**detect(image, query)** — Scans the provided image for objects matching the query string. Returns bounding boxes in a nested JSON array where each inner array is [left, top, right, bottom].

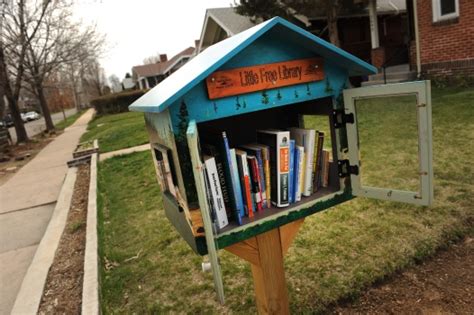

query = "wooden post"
[[225, 219, 304, 314]]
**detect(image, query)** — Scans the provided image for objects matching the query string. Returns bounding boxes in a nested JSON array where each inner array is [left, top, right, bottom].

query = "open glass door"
[[343, 81, 433, 206], [186, 120, 225, 304]]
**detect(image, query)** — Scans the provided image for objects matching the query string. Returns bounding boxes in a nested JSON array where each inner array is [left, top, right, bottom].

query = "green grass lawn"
[[54, 110, 86, 130], [80, 111, 148, 153], [98, 87, 473, 313]]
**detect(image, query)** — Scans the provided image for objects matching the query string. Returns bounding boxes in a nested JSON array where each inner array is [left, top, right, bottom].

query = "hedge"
[[90, 89, 147, 115]]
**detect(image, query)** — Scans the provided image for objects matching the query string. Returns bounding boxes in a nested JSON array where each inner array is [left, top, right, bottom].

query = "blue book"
[[288, 140, 295, 204], [222, 132, 243, 225], [293, 145, 301, 202], [231, 149, 246, 218]]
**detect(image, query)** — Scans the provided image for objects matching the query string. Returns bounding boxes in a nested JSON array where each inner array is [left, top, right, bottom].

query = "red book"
[[247, 155, 263, 212], [235, 150, 254, 218]]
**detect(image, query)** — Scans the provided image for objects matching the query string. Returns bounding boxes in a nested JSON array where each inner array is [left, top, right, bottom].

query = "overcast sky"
[[73, 0, 236, 80]]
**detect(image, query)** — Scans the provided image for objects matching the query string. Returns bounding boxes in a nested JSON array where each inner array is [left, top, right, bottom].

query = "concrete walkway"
[[99, 143, 150, 161], [0, 109, 94, 315]]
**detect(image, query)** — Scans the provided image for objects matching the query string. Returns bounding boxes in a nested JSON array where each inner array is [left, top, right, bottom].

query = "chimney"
[[194, 40, 200, 49], [159, 54, 168, 62]]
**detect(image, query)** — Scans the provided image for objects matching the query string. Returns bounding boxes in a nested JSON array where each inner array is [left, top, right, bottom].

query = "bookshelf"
[[129, 16, 432, 314]]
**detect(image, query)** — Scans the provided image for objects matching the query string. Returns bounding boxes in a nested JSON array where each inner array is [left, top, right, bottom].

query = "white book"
[[204, 156, 229, 229], [289, 128, 316, 196], [295, 146, 305, 202], [256, 129, 290, 207]]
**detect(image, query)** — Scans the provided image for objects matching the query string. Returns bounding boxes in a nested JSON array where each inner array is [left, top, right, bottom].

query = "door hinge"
[[337, 159, 359, 178], [332, 109, 354, 128]]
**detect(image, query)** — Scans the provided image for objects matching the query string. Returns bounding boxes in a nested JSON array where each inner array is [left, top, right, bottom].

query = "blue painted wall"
[[169, 30, 349, 133]]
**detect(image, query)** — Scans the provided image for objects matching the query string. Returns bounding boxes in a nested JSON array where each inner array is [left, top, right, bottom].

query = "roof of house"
[[132, 47, 195, 78], [206, 7, 255, 36], [129, 17, 376, 114]]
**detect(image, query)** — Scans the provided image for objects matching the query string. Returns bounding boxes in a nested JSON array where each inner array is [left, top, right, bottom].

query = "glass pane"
[[355, 94, 420, 192], [440, 0, 456, 15], [303, 115, 332, 150]]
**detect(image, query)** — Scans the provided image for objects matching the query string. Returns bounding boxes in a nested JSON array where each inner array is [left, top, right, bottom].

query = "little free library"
[[130, 17, 433, 313]]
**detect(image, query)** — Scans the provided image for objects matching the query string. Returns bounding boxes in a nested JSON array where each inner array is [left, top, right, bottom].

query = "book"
[[289, 128, 316, 196], [222, 132, 243, 225], [256, 129, 290, 207], [230, 148, 245, 221], [288, 140, 295, 204], [247, 155, 264, 212], [294, 145, 304, 202], [322, 150, 331, 188], [313, 131, 325, 192], [239, 144, 268, 208], [235, 149, 255, 218], [297, 146, 306, 201], [203, 156, 229, 229], [252, 144, 271, 208], [201, 144, 232, 218]]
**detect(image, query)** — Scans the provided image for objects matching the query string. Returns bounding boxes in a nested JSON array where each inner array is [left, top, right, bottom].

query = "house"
[[132, 47, 195, 90], [199, 1, 472, 83], [197, 7, 255, 54], [198, 2, 408, 68], [408, 0, 474, 79]]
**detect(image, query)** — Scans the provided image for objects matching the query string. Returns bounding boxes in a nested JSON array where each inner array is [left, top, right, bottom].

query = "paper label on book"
[[280, 147, 289, 172]]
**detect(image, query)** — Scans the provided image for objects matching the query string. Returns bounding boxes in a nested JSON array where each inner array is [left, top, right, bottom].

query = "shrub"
[[90, 89, 148, 115]]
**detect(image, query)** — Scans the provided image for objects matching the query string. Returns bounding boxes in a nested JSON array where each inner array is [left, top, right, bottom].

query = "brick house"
[[408, 0, 474, 79]]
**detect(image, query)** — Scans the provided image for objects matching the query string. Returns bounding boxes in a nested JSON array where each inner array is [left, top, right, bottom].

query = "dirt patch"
[[332, 237, 474, 314], [38, 164, 90, 314], [0, 132, 59, 186]]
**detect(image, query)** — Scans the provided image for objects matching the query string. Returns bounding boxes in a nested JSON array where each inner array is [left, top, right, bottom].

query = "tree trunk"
[[35, 80, 55, 132], [327, 0, 340, 47], [0, 46, 28, 142], [0, 78, 5, 118]]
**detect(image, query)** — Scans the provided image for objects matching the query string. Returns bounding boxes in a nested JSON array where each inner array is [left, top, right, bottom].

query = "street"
[[8, 108, 78, 143]]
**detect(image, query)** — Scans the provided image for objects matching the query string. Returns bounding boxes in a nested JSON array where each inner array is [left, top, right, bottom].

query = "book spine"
[[288, 140, 295, 204], [322, 150, 330, 188], [303, 131, 315, 196], [230, 149, 245, 219], [256, 152, 267, 208], [215, 158, 232, 218], [293, 145, 300, 202], [248, 157, 263, 212], [313, 132, 324, 192], [237, 152, 254, 218], [264, 155, 271, 208], [298, 148, 305, 201], [205, 158, 229, 229], [277, 132, 290, 207], [222, 132, 243, 225]]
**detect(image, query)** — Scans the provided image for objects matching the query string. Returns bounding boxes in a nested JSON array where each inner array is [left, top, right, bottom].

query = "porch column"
[[368, 0, 385, 68], [368, 0, 379, 49]]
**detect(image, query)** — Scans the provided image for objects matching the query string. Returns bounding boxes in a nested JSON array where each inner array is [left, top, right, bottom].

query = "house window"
[[432, 0, 459, 22]]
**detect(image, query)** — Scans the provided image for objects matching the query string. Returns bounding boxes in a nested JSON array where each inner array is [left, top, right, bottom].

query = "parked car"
[[20, 113, 28, 122], [2, 114, 14, 127], [24, 111, 40, 121]]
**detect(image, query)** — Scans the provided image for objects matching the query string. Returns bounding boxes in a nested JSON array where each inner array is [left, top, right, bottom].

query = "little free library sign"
[[206, 57, 324, 100]]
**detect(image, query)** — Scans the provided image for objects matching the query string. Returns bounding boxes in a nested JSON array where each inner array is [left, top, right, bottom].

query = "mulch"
[[38, 163, 90, 314], [332, 236, 474, 314]]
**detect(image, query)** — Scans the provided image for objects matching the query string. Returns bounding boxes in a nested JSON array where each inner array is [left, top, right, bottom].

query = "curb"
[[82, 152, 100, 314], [10, 167, 77, 315]]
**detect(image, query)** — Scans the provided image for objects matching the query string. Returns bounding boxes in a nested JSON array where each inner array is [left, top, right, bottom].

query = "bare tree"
[[143, 52, 162, 64], [108, 74, 121, 92], [1, 0, 52, 142], [23, 2, 104, 131]]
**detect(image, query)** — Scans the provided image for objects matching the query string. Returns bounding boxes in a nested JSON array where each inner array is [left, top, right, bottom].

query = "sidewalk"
[[0, 109, 94, 315]]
